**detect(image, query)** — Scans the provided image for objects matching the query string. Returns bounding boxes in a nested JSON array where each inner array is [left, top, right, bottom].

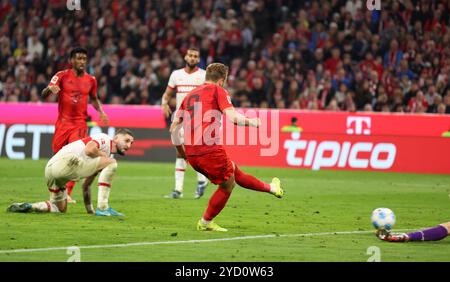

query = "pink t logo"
[[346, 117, 371, 135]]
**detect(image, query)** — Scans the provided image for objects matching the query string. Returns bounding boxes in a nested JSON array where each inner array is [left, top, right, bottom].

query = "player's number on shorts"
[[186, 94, 200, 118]]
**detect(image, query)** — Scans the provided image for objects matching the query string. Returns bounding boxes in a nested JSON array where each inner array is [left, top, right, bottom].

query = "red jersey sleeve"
[[89, 76, 98, 98], [48, 70, 65, 87], [216, 86, 233, 112]]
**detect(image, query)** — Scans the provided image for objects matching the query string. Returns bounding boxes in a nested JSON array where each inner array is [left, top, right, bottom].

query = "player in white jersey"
[[161, 47, 208, 199], [7, 129, 134, 216]]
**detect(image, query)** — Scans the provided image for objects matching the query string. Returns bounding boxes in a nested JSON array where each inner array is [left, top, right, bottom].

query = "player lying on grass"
[[170, 62, 284, 232], [377, 221, 450, 242], [7, 129, 134, 216]]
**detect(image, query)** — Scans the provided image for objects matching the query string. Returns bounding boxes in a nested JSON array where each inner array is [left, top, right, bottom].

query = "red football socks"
[[66, 181, 76, 195], [203, 187, 231, 221], [234, 165, 270, 193]]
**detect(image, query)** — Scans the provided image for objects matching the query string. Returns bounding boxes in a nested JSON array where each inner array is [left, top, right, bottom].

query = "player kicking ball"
[[170, 63, 284, 232], [7, 129, 134, 216], [377, 221, 450, 242]]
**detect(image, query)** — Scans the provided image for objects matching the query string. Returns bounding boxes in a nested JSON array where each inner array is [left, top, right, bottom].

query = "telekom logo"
[[346, 117, 371, 135]]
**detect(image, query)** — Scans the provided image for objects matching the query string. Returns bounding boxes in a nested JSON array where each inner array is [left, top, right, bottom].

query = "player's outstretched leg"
[[377, 222, 450, 242], [195, 172, 208, 199], [197, 175, 235, 232], [165, 158, 186, 199], [95, 161, 124, 216], [8, 184, 68, 213], [7, 203, 32, 213], [7, 201, 61, 213], [234, 164, 284, 198]]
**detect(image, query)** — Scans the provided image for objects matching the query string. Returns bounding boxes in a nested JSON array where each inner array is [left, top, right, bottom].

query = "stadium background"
[[0, 0, 449, 112], [0, 0, 449, 174]]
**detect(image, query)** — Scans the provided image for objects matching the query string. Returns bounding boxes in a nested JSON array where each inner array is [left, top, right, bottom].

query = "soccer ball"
[[371, 208, 396, 230]]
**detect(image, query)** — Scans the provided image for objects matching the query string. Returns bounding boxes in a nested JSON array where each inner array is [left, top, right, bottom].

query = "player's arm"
[[161, 86, 176, 117], [41, 71, 64, 100], [84, 141, 108, 158], [216, 86, 260, 127], [41, 73, 62, 99], [169, 113, 186, 159], [41, 85, 60, 99], [82, 173, 98, 214], [223, 107, 260, 127], [91, 95, 109, 124], [89, 77, 109, 124]]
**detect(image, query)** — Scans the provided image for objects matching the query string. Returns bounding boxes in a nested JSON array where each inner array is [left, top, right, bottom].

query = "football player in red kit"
[[170, 63, 284, 232], [41, 47, 109, 203]]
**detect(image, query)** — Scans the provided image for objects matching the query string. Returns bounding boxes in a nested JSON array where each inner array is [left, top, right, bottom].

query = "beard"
[[74, 65, 85, 74], [186, 62, 197, 69], [115, 145, 126, 156]]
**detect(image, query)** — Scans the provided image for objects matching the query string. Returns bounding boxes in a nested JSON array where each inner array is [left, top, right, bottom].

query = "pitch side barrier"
[[1, 102, 449, 174]]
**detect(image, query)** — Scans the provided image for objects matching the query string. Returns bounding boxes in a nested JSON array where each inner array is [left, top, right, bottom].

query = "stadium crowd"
[[0, 0, 449, 114]]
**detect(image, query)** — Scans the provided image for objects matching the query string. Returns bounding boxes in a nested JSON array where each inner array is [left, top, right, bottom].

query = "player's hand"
[[162, 103, 172, 118], [48, 85, 60, 94], [376, 229, 409, 242], [249, 118, 261, 128], [99, 112, 109, 125]]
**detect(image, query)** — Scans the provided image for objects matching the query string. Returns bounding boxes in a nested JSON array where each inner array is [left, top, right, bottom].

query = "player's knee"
[[107, 158, 117, 166], [106, 160, 118, 172], [99, 158, 117, 171]]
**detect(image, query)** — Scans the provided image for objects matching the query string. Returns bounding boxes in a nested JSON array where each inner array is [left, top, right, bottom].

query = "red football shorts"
[[187, 149, 234, 185], [52, 122, 88, 153]]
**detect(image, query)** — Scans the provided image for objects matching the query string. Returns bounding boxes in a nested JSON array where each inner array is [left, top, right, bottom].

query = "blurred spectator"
[[407, 90, 429, 113]]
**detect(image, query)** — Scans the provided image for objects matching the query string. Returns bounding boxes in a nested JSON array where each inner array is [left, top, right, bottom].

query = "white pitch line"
[[0, 229, 415, 254]]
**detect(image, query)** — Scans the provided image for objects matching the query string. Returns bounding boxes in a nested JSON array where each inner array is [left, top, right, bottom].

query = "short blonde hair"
[[205, 63, 229, 82]]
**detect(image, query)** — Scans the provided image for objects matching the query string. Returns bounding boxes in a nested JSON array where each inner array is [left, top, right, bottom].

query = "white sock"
[[197, 172, 207, 183], [269, 183, 277, 194], [175, 158, 186, 193], [97, 185, 110, 210], [97, 162, 117, 210], [31, 201, 59, 213]]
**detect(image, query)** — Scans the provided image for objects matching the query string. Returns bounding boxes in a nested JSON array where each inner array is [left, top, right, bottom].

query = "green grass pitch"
[[0, 158, 449, 262]]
